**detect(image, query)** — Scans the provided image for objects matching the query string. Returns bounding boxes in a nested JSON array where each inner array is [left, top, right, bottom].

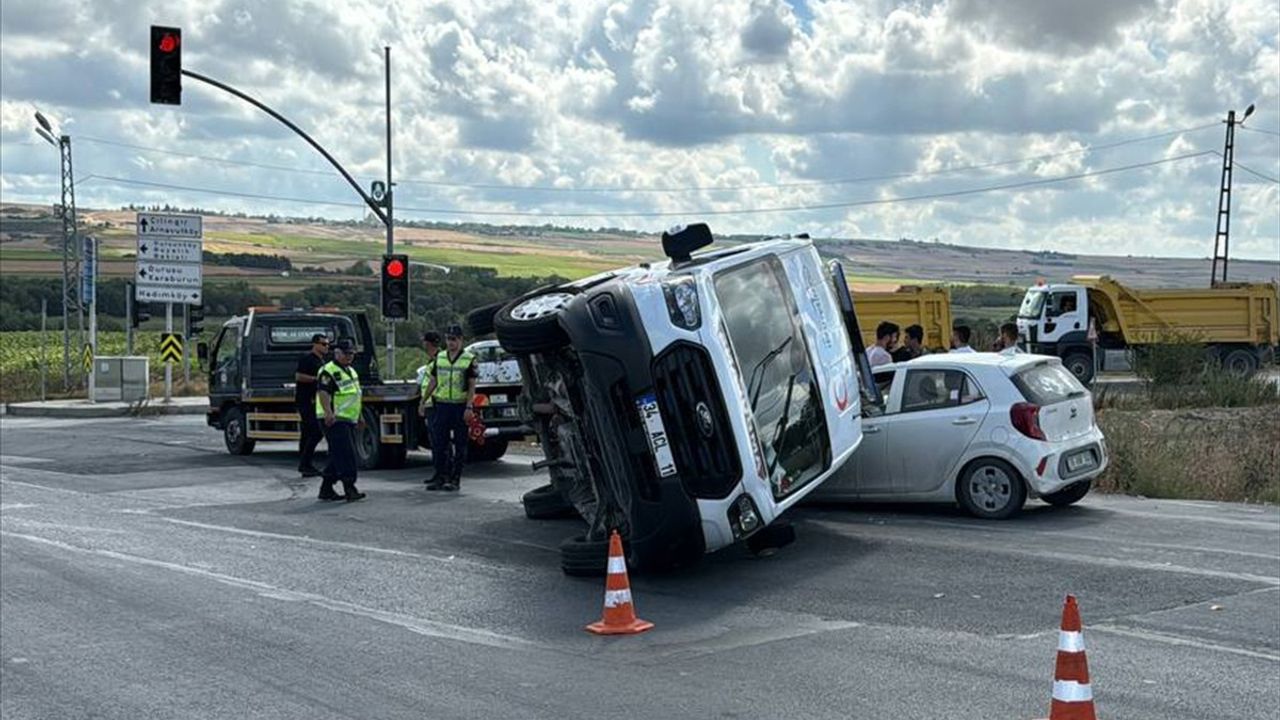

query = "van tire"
[[523, 483, 578, 519], [464, 302, 503, 337], [223, 406, 256, 456], [559, 533, 610, 577], [494, 288, 578, 355], [957, 458, 1026, 520], [1042, 480, 1091, 508], [1062, 351, 1095, 385]]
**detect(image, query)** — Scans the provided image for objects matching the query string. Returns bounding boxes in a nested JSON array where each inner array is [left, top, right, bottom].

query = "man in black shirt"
[[295, 333, 329, 477]]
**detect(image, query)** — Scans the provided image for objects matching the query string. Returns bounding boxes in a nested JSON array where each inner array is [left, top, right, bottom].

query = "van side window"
[[901, 369, 982, 412]]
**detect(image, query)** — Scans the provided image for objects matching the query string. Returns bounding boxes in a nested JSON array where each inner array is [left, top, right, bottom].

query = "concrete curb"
[[3, 399, 208, 419]]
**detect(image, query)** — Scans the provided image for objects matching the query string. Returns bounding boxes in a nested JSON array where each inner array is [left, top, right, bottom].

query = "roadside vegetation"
[[1092, 339, 1280, 504]]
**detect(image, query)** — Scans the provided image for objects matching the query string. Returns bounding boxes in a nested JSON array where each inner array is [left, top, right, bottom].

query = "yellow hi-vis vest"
[[419, 356, 436, 408], [434, 349, 474, 404], [315, 361, 362, 422]]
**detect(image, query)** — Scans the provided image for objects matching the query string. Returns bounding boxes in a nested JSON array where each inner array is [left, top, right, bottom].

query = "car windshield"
[[1012, 362, 1087, 405], [1018, 290, 1047, 319], [714, 256, 830, 499]]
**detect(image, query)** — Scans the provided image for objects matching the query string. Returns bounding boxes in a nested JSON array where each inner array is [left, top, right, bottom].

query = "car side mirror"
[[662, 222, 714, 263]]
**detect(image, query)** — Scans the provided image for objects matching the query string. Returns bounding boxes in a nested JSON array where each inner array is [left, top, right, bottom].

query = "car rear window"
[[1013, 362, 1086, 405]]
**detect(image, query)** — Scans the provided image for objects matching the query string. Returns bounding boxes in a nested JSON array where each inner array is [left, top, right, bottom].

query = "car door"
[[209, 322, 243, 397], [882, 368, 989, 494], [844, 369, 899, 494]]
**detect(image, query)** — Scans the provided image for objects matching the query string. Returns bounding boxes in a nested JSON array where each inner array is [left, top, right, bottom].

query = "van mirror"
[[197, 342, 209, 363]]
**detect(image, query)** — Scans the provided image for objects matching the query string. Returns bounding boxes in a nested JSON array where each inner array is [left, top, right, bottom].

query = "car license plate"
[[489, 394, 508, 404], [1066, 450, 1096, 473], [501, 407, 517, 418], [636, 393, 677, 478]]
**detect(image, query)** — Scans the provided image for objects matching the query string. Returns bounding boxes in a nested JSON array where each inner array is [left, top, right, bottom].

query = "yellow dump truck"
[[1016, 275, 1280, 383], [853, 285, 953, 352]]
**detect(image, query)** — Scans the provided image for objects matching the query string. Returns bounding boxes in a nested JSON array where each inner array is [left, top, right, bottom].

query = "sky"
[[1, 0, 1278, 260]]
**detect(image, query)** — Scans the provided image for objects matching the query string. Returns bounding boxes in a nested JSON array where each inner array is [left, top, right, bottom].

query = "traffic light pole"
[[384, 46, 396, 379]]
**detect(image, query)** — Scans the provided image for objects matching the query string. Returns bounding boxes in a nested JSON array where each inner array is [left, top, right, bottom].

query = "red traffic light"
[[386, 258, 405, 278], [158, 33, 179, 53]]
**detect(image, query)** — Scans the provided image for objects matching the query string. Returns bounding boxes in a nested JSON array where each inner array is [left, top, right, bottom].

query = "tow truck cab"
[[493, 224, 869, 573]]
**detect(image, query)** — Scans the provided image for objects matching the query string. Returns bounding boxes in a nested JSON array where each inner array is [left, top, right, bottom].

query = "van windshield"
[[1018, 290, 1047, 319], [714, 256, 830, 499]]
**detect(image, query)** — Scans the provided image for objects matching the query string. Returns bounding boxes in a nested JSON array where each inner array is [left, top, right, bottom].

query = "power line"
[[1240, 126, 1280, 138], [74, 122, 1218, 195], [74, 151, 1215, 219], [1234, 161, 1280, 185]]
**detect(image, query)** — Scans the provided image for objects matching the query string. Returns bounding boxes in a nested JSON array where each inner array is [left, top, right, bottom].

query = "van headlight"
[[663, 276, 701, 329]]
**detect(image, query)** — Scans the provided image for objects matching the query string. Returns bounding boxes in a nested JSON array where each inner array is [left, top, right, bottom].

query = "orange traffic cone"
[[1049, 595, 1097, 720], [585, 530, 654, 635]]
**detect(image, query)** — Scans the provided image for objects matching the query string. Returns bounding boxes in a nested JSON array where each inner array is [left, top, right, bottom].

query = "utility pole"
[[384, 45, 396, 379], [35, 112, 77, 390], [1211, 103, 1256, 286]]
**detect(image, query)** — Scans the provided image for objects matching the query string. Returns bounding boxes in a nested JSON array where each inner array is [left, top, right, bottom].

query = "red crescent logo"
[[835, 379, 850, 412]]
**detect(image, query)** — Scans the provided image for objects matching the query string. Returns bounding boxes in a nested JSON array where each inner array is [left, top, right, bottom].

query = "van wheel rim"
[[511, 293, 574, 321], [970, 465, 1012, 511]]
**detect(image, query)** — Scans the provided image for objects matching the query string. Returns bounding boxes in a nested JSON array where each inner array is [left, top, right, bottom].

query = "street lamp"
[[32, 109, 80, 390]]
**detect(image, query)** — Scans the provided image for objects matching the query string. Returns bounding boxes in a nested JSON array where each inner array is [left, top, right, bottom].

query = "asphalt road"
[[1, 415, 1277, 720]]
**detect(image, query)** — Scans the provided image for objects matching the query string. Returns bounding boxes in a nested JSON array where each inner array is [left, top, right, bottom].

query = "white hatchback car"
[[814, 353, 1108, 518]]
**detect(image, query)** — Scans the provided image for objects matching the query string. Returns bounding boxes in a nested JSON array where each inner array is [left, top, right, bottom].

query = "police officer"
[[316, 338, 366, 502], [423, 324, 477, 492], [294, 333, 329, 477], [417, 331, 441, 485]]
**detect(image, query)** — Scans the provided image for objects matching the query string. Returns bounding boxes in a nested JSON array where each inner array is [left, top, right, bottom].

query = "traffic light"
[[186, 302, 205, 337], [129, 282, 151, 329], [380, 253, 409, 320], [150, 25, 182, 105]]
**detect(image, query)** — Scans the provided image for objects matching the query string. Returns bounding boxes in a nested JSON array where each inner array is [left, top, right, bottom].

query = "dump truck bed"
[[852, 285, 953, 352], [1075, 275, 1280, 346]]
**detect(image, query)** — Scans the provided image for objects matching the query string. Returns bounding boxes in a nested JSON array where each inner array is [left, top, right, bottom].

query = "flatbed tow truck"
[[200, 307, 527, 468]]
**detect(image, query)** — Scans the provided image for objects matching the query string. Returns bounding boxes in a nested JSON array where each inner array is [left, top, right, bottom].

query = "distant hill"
[[2, 202, 1276, 288]]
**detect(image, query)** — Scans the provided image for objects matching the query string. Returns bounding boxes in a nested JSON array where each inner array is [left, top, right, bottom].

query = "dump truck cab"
[[488, 224, 869, 573]]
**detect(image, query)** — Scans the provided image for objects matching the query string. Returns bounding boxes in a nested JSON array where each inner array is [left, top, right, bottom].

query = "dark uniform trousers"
[[431, 402, 469, 481], [298, 402, 323, 469], [322, 420, 358, 490]]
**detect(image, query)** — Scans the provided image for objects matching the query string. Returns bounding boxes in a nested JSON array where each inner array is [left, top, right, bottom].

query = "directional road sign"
[[136, 212, 203, 306], [136, 261, 202, 287], [137, 237, 203, 264], [160, 333, 184, 364], [135, 285, 203, 304], [137, 212, 202, 238]]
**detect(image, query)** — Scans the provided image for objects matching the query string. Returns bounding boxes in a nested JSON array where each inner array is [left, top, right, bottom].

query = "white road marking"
[[1, 529, 535, 651], [811, 520, 1280, 586], [1091, 624, 1280, 662], [0, 456, 54, 465], [0, 504, 37, 511]]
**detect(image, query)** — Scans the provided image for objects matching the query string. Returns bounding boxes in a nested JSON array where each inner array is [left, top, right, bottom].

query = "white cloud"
[[0, 0, 1276, 261]]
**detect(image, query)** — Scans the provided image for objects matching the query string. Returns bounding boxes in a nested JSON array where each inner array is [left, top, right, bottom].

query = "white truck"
[[471, 224, 877, 574]]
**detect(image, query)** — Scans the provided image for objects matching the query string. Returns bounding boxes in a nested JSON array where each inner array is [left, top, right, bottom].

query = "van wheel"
[[355, 407, 381, 470], [1221, 348, 1258, 377], [223, 407, 256, 456], [464, 302, 504, 337], [494, 288, 578, 355], [957, 458, 1026, 519], [1042, 480, 1091, 508], [559, 533, 610, 577], [1062, 351, 1095, 385]]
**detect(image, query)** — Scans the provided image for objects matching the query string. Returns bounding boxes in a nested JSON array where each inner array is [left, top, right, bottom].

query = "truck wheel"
[[464, 302, 504, 337], [1062, 351, 1095, 385], [523, 483, 578, 520], [1221, 348, 1258, 377], [559, 533, 610, 577], [468, 439, 509, 463], [957, 458, 1026, 520], [1042, 480, 1091, 508], [222, 407, 256, 456], [355, 407, 381, 470], [494, 288, 578, 355]]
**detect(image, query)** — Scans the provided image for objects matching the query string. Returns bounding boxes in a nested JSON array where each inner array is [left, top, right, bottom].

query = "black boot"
[[318, 478, 344, 501], [343, 479, 366, 502], [424, 473, 445, 490]]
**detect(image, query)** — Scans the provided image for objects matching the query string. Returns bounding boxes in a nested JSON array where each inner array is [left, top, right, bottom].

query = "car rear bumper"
[[1019, 429, 1109, 496]]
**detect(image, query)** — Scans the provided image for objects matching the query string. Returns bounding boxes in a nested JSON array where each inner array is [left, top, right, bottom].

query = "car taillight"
[[1010, 402, 1046, 440]]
